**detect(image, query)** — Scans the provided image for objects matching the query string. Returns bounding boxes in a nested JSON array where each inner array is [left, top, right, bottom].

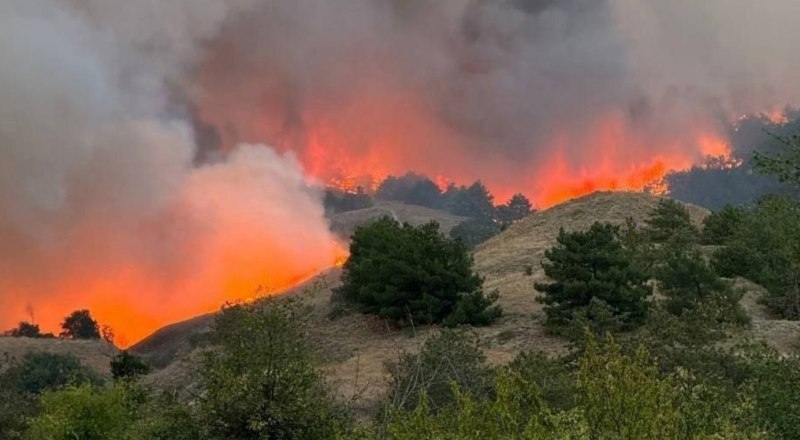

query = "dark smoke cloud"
[[191, 0, 800, 197]]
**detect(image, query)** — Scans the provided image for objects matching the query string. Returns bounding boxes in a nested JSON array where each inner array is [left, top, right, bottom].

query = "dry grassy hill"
[[0, 336, 116, 377], [125, 191, 798, 415], [329, 200, 467, 238]]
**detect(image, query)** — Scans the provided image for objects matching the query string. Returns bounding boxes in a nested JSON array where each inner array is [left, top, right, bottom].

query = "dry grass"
[[0, 336, 116, 377], [329, 201, 467, 238]]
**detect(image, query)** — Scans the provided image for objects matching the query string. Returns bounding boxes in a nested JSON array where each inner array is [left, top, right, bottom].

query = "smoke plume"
[[2, 0, 800, 343], [0, 0, 342, 345], [193, 0, 800, 204]]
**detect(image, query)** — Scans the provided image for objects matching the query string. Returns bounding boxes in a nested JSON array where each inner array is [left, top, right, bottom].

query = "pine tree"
[[644, 199, 698, 243], [340, 217, 501, 326], [447, 181, 496, 222], [497, 193, 533, 225], [535, 222, 651, 331]]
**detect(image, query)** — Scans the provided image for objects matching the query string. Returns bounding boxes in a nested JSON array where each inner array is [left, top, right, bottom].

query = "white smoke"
[[0, 0, 341, 344]]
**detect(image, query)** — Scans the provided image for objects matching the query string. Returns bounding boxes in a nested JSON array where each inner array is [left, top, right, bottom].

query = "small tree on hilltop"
[[8, 321, 42, 338], [340, 217, 501, 327], [535, 222, 651, 332], [60, 310, 101, 340], [497, 193, 533, 226]]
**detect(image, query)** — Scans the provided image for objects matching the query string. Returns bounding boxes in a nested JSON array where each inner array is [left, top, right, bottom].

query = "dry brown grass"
[[329, 201, 467, 237], [0, 336, 116, 377]]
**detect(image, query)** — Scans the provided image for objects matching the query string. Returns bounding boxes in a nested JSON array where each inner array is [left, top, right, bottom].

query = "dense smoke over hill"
[[0, 1, 343, 345], [192, 0, 800, 204], [1, 0, 800, 343]]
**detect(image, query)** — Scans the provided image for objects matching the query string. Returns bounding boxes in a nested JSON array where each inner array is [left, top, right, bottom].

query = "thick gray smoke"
[[191, 0, 800, 202], [0, 0, 342, 345]]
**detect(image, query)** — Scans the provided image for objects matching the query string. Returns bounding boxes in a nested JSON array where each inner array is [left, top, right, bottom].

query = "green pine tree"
[[535, 222, 651, 332]]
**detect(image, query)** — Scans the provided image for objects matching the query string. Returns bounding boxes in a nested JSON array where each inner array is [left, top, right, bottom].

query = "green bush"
[[340, 217, 501, 327], [383, 329, 493, 414], [449, 218, 501, 248], [701, 205, 745, 245], [711, 195, 800, 319], [111, 351, 151, 381], [644, 199, 698, 243], [199, 297, 353, 439], [656, 246, 739, 318], [25, 384, 134, 440], [8, 352, 101, 395], [536, 222, 651, 332]]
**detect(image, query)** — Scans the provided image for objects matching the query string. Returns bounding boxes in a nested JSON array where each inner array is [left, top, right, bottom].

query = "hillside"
[[126, 191, 796, 415], [329, 201, 467, 238], [0, 336, 116, 377]]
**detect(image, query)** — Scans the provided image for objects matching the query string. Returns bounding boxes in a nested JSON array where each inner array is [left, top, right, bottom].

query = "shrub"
[[340, 217, 501, 327], [111, 351, 151, 381], [7, 322, 44, 338], [505, 351, 576, 411], [199, 297, 352, 439], [7, 352, 100, 395], [535, 222, 651, 332], [383, 329, 493, 413], [701, 205, 745, 245], [376, 173, 443, 209], [712, 195, 800, 319], [644, 199, 698, 243], [496, 193, 533, 226], [656, 246, 739, 318], [578, 334, 683, 439], [443, 181, 496, 221], [449, 218, 501, 248], [324, 188, 374, 214], [25, 384, 134, 440]]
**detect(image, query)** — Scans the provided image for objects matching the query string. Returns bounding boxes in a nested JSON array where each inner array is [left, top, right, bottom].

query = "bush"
[[7, 322, 45, 338], [711, 195, 800, 319], [644, 198, 698, 243], [376, 173, 443, 209], [25, 384, 134, 440], [505, 351, 575, 411], [443, 181, 496, 221], [6, 352, 100, 395], [383, 329, 493, 413], [324, 188, 374, 214], [449, 219, 502, 248], [199, 297, 352, 439], [702, 205, 745, 245], [340, 217, 501, 327], [535, 222, 651, 332], [496, 193, 533, 226], [656, 246, 739, 318], [111, 351, 151, 381], [60, 309, 101, 339]]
